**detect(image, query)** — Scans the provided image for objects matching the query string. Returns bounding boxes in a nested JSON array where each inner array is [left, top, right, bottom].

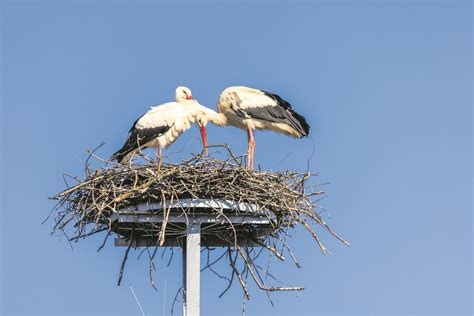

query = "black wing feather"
[[233, 90, 310, 138], [111, 125, 171, 163]]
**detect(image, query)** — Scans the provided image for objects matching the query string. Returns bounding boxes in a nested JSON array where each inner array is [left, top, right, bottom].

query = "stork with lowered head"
[[111, 86, 226, 164], [216, 86, 310, 169]]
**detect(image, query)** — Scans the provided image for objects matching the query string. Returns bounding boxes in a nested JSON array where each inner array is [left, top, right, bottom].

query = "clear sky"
[[0, 1, 472, 315]]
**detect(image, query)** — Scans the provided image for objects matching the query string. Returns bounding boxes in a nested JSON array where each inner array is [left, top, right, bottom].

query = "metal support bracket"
[[182, 221, 201, 316], [111, 199, 275, 316]]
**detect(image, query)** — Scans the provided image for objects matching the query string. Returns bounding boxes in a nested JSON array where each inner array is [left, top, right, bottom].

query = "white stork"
[[112, 86, 226, 164], [217, 86, 310, 169]]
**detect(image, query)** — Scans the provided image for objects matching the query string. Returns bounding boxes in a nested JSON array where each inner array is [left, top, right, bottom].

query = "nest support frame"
[[112, 199, 275, 316]]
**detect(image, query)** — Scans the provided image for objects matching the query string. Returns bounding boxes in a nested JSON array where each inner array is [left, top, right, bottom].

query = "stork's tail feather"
[[261, 90, 310, 138], [289, 110, 310, 138]]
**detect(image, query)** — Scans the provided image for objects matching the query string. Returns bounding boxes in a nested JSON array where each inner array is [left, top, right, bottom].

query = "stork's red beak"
[[186, 95, 193, 100]]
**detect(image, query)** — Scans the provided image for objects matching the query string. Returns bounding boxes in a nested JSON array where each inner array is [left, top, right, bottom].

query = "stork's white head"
[[175, 86, 193, 102]]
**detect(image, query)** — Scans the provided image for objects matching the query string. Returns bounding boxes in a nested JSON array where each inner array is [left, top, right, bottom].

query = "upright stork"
[[112, 86, 226, 164], [217, 86, 310, 169]]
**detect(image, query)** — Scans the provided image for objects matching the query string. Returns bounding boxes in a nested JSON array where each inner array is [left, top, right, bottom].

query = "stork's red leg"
[[247, 128, 255, 169], [158, 146, 162, 165], [251, 134, 255, 169], [200, 125, 209, 155]]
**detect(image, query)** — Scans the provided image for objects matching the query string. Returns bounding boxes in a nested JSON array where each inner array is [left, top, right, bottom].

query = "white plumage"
[[112, 86, 226, 164], [133, 103, 193, 149], [217, 86, 310, 169]]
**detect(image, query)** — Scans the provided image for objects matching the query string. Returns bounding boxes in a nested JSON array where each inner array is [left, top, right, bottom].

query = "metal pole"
[[182, 220, 201, 316]]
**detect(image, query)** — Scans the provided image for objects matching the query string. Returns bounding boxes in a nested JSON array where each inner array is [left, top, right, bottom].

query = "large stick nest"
[[50, 145, 348, 299]]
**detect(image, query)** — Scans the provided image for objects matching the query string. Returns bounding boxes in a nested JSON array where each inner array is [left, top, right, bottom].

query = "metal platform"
[[111, 198, 275, 316]]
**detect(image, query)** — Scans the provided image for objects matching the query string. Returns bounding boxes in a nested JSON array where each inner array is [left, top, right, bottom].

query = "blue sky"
[[0, 1, 472, 315]]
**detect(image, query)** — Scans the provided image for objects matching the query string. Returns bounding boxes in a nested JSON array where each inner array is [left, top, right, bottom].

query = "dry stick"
[[242, 269, 251, 311], [228, 248, 250, 300], [246, 248, 275, 307], [54, 179, 98, 197], [69, 227, 107, 241], [158, 193, 172, 246], [118, 228, 134, 286], [257, 257, 294, 290], [218, 263, 236, 298], [318, 219, 351, 246], [148, 245, 159, 291], [136, 247, 149, 260], [86, 143, 116, 165], [236, 246, 304, 292], [201, 248, 228, 274], [202, 249, 230, 283], [252, 256, 298, 289], [132, 170, 139, 189], [250, 237, 285, 261], [170, 287, 183, 316], [297, 207, 350, 246], [113, 168, 179, 203], [294, 217, 332, 255], [277, 235, 301, 268], [166, 247, 174, 267], [206, 144, 241, 165]]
